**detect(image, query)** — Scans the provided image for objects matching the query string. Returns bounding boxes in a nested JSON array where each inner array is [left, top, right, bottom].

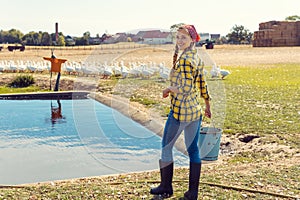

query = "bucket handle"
[[203, 115, 217, 129], [202, 116, 219, 135]]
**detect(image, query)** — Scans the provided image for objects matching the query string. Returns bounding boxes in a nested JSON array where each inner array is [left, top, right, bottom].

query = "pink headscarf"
[[181, 24, 200, 42]]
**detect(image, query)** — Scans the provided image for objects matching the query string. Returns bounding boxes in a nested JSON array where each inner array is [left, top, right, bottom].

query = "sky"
[[1, 0, 299, 37]]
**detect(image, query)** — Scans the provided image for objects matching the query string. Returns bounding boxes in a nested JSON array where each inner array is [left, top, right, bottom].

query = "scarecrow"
[[43, 50, 67, 91]]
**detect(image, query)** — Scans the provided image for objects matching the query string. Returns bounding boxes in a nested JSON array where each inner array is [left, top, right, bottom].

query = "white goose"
[[159, 62, 170, 80], [26, 61, 38, 72], [220, 68, 231, 79], [103, 62, 114, 78], [112, 62, 122, 76], [0, 60, 8, 72], [210, 64, 230, 79], [210, 64, 220, 78], [120, 61, 129, 78], [128, 62, 142, 77], [141, 63, 154, 78], [63, 62, 76, 75], [17, 60, 27, 72], [8, 60, 18, 72]]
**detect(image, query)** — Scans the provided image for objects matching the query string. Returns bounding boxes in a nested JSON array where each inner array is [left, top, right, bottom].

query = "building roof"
[[136, 30, 171, 39]]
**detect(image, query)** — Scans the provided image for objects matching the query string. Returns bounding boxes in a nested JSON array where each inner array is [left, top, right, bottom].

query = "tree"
[[0, 29, 23, 44], [83, 31, 90, 45], [0, 31, 2, 43], [22, 31, 41, 45], [285, 15, 300, 21], [170, 23, 185, 42], [57, 35, 65, 46], [226, 25, 253, 44], [215, 36, 228, 45], [74, 37, 87, 46], [127, 37, 132, 42], [170, 23, 185, 33], [41, 32, 52, 46]]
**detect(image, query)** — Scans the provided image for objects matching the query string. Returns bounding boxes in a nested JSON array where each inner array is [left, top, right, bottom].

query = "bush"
[[9, 75, 35, 88]]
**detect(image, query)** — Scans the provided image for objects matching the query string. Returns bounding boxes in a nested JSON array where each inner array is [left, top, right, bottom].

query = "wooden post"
[[54, 72, 61, 91], [43, 56, 67, 91]]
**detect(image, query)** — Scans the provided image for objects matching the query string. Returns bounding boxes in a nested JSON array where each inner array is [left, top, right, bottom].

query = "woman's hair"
[[172, 27, 195, 69], [172, 44, 179, 69]]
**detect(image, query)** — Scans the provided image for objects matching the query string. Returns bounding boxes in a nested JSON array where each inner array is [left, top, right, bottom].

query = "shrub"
[[9, 75, 35, 88]]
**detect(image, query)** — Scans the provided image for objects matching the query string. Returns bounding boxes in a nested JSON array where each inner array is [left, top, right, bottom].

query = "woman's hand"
[[204, 100, 211, 118], [163, 86, 179, 98], [162, 88, 170, 98], [204, 106, 211, 118]]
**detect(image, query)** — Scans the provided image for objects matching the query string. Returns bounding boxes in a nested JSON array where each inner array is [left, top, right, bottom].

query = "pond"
[[0, 98, 188, 185]]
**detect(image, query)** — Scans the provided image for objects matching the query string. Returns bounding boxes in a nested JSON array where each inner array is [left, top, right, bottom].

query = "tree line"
[[0, 29, 107, 46], [1, 16, 298, 47], [0, 26, 253, 46]]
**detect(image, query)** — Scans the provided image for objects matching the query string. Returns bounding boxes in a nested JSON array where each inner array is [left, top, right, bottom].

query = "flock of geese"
[[0, 59, 230, 80], [0, 60, 172, 80]]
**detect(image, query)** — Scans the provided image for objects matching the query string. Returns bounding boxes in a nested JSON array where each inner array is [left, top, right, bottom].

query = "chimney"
[[55, 22, 58, 43]]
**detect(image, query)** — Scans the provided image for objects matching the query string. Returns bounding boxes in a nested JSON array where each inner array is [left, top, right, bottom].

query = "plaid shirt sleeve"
[[197, 67, 211, 101]]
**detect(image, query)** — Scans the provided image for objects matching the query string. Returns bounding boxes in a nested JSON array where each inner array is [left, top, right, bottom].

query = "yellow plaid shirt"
[[169, 49, 210, 122]]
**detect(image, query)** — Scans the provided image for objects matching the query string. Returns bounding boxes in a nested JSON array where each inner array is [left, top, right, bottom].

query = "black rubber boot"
[[183, 162, 201, 200], [150, 159, 174, 198]]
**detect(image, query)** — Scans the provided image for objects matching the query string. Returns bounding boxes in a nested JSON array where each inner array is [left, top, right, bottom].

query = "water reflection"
[[50, 99, 66, 125]]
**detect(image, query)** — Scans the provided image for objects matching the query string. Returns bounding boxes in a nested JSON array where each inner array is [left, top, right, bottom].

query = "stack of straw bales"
[[253, 21, 300, 47]]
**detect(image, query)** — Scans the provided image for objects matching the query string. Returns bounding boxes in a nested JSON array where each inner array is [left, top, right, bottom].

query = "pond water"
[[0, 99, 188, 185]]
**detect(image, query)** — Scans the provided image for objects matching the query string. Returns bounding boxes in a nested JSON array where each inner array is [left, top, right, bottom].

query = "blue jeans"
[[161, 110, 202, 163]]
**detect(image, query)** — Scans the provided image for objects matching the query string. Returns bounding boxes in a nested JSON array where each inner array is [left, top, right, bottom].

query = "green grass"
[[0, 85, 45, 93], [221, 64, 300, 148]]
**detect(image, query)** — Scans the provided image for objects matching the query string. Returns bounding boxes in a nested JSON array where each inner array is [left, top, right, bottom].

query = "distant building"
[[102, 33, 130, 44], [198, 33, 220, 42], [210, 34, 221, 40], [253, 20, 300, 47], [88, 37, 101, 45], [65, 35, 75, 46], [115, 32, 130, 42], [132, 30, 173, 44], [199, 33, 211, 42], [196, 33, 220, 47]]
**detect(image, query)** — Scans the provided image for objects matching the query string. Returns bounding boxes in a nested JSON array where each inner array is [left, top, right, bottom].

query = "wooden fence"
[[24, 43, 150, 51]]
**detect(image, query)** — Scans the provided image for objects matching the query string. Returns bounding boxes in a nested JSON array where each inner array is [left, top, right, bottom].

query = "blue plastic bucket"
[[199, 127, 222, 161]]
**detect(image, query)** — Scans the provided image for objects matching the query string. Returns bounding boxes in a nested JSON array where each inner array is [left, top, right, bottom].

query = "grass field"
[[0, 44, 299, 199]]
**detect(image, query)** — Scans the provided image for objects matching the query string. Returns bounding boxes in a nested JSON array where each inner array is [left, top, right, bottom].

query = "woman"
[[150, 24, 211, 200]]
